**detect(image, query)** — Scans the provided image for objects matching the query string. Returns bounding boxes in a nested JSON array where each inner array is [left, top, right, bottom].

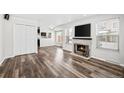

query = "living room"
[[35, 14, 124, 66], [0, 14, 124, 78], [1, 0, 124, 92]]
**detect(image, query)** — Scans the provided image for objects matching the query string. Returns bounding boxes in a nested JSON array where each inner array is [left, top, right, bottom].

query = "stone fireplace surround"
[[72, 38, 92, 58]]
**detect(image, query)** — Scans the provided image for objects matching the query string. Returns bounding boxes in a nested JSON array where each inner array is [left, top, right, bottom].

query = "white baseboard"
[[0, 57, 5, 66], [40, 45, 56, 48], [0, 55, 14, 66], [120, 64, 124, 67], [91, 56, 124, 67]]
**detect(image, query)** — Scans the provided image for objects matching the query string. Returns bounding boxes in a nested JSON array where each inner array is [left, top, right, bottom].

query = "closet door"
[[14, 24, 27, 55], [26, 26, 37, 54], [14, 24, 37, 56]]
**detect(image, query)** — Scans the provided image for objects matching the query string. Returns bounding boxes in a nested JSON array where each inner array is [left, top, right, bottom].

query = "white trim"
[[0, 55, 14, 66], [0, 58, 5, 66], [40, 45, 56, 47], [120, 64, 124, 67], [91, 56, 124, 67], [0, 58, 5, 65]]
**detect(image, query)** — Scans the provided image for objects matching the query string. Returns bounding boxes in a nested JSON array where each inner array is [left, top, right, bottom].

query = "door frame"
[[55, 30, 64, 46]]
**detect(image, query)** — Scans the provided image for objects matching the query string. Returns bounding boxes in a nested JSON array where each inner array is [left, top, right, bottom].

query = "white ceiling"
[[13, 14, 94, 30]]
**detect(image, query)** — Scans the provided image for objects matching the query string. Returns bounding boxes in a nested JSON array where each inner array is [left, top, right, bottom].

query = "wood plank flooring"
[[0, 46, 124, 78]]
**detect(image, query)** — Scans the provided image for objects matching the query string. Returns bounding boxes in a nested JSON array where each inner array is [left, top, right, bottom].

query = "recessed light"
[[49, 25, 55, 30]]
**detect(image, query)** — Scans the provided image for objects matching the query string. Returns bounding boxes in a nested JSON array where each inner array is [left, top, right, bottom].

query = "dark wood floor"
[[0, 46, 124, 78]]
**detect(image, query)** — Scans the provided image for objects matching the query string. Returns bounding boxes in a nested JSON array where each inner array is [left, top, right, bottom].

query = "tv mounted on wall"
[[41, 32, 47, 37], [75, 24, 91, 37]]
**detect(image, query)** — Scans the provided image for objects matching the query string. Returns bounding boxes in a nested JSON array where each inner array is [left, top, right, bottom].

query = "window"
[[65, 28, 73, 44], [96, 18, 119, 50]]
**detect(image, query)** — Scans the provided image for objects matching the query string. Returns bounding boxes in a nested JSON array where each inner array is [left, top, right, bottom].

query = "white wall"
[[120, 15, 124, 65], [62, 29, 73, 51], [1, 14, 124, 65], [0, 15, 3, 63], [1, 15, 38, 62], [39, 29, 55, 47], [59, 14, 124, 65], [63, 44, 72, 51], [2, 15, 14, 58]]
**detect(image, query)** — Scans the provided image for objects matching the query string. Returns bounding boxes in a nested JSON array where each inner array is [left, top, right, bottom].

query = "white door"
[[14, 24, 27, 55], [14, 24, 37, 56]]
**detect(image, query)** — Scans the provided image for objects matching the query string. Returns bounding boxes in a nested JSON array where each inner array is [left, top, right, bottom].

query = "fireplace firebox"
[[74, 44, 89, 57]]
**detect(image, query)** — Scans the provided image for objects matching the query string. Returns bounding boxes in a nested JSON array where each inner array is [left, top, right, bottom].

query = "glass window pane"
[[96, 18, 119, 50]]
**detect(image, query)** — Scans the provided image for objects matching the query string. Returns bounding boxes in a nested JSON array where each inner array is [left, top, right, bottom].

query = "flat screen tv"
[[75, 24, 91, 37], [41, 32, 46, 37]]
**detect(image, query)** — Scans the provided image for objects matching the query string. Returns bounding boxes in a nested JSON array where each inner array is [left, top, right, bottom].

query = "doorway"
[[55, 31, 63, 47]]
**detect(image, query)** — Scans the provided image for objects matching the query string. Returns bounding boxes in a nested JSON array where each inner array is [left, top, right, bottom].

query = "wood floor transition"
[[0, 46, 124, 78]]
